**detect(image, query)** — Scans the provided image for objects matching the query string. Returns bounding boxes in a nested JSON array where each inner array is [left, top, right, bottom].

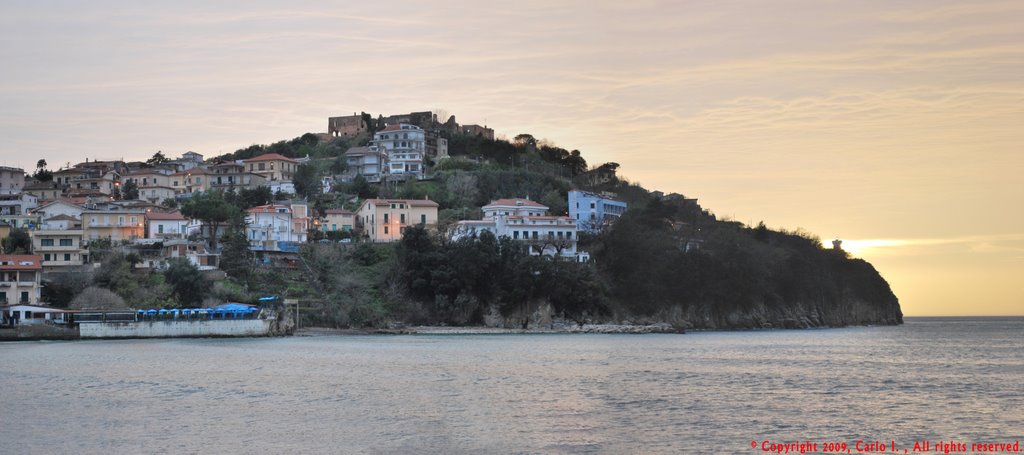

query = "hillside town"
[[0, 110, 630, 326]]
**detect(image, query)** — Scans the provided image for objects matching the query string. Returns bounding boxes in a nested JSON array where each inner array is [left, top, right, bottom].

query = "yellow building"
[[243, 153, 298, 182], [322, 209, 355, 233], [82, 209, 146, 242], [356, 199, 439, 242]]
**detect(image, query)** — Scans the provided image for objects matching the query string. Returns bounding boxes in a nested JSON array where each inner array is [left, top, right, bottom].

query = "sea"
[[1, 317, 1021, 454]]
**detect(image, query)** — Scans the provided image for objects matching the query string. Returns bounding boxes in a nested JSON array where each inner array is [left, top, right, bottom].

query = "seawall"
[[79, 319, 274, 338]]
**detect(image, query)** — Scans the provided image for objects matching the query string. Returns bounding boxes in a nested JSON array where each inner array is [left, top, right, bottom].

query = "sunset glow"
[[2, 0, 1021, 315]]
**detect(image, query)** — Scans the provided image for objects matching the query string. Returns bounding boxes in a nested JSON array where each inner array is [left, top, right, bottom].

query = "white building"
[[453, 198, 587, 261], [372, 124, 426, 178], [146, 210, 189, 240], [32, 215, 86, 270], [246, 203, 309, 251], [0, 166, 25, 195], [344, 146, 386, 182]]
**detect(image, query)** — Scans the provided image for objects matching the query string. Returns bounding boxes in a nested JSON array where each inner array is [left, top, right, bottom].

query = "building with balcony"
[[146, 210, 189, 240], [0, 192, 39, 217], [356, 198, 439, 243], [454, 198, 586, 261], [22, 179, 62, 201], [32, 217, 86, 270], [243, 153, 298, 182], [321, 209, 355, 233], [568, 190, 628, 233], [372, 124, 426, 178], [124, 168, 177, 204], [0, 255, 43, 305], [170, 167, 212, 197], [82, 209, 146, 242], [344, 146, 386, 182], [0, 166, 25, 195], [246, 203, 309, 251], [208, 161, 268, 192]]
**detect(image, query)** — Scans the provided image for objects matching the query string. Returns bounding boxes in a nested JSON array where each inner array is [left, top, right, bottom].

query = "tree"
[[146, 151, 169, 165], [293, 163, 321, 199], [1, 228, 31, 254], [348, 174, 377, 199], [330, 155, 347, 175], [69, 287, 127, 310], [121, 180, 139, 200], [180, 190, 241, 250], [163, 258, 209, 306], [219, 214, 253, 281], [238, 186, 272, 209]]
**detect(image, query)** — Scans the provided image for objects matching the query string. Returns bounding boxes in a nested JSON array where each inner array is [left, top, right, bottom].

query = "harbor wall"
[[79, 319, 273, 338]]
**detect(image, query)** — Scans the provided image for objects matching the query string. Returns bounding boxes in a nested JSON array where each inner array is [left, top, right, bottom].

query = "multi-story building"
[[344, 146, 386, 182], [32, 216, 86, 270], [170, 167, 212, 196], [356, 198, 439, 243], [243, 153, 298, 183], [568, 190, 628, 233], [22, 179, 62, 201], [0, 166, 26, 195], [372, 124, 426, 178], [124, 168, 177, 204], [0, 193, 38, 217], [0, 255, 43, 305], [321, 209, 355, 233], [246, 203, 309, 251], [454, 198, 585, 260], [82, 209, 146, 242], [32, 199, 85, 221], [146, 210, 189, 240], [208, 161, 268, 192]]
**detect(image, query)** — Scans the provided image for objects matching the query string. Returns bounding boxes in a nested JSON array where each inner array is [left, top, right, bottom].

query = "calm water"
[[1, 318, 1021, 454]]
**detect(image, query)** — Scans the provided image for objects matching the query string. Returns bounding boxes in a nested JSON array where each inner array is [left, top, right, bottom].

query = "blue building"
[[568, 190, 628, 233]]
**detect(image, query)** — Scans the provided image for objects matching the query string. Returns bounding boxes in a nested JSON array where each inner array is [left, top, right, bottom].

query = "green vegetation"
[[31, 128, 899, 329]]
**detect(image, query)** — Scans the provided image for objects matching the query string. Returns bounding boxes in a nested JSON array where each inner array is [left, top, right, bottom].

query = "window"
[[400, 214, 406, 224], [59, 239, 73, 246], [44, 253, 51, 261], [566, 232, 572, 239], [158, 225, 164, 234], [259, 163, 266, 171], [41, 239, 54, 246], [119, 216, 125, 225], [590, 202, 596, 209], [532, 231, 538, 240], [383, 213, 389, 223], [64, 254, 71, 261], [420, 214, 426, 224], [513, 231, 519, 239], [384, 226, 389, 234]]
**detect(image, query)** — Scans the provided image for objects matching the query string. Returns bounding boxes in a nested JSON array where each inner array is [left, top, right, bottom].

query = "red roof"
[[248, 204, 290, 214], [485, 198, 548, 209], [243, 153, 297, 163], [379, 124, 404, 132], [0, 255, 43, 271], [146, 210, 187, 221]]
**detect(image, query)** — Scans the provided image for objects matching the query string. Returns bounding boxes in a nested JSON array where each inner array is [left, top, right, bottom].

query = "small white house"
[[1, 304, 71, 325]]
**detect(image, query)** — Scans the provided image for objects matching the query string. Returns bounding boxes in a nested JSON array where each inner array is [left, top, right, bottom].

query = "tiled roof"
[[324, 209, 354, 215], [0, 255, 43, 271], [248, 204, 290, 214], [243, 153, 297, 163], [146, 210, 187, 221], [43, 214, 79, 222]]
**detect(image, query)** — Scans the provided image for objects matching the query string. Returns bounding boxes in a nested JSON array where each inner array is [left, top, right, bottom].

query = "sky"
[[1, 0, 1021, 316]]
